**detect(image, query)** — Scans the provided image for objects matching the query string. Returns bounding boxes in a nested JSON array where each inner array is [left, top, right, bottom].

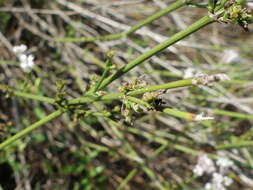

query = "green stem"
[[116, 169, 138, 190], [213, 109, 253, 120], [124, 0, 187, 35], [69, 78, 194, 105], [0, 110, 64, 150], [217, 141, 253, 149], [57, 32, 123, 43], [0, 84, 55, 104], [163, 108, 195, 120], [92, 67, 111, 93], [127, 79, 193, 96], [56, 0, 188, 43], [97, 16, 214, 91], [91, 51, 114, 93]]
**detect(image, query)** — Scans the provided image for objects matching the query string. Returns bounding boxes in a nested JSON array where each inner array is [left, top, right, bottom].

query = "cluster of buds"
[[119, 77, 150, 123], [192, 73, 230, 86], [119, 77, 147, 93], [221, 0, 253, 31], [142, 90, 164, 103], [88, 74, 100, 90], [142, 90, 165, 110], [122, 97, 142, 124], [13, 44, 35, 72]]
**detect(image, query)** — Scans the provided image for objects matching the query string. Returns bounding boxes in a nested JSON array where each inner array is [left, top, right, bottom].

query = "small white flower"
[[204, 173, 233, 190], [193, 164, 205, 176], [20, 62, 30, 71], [19, 54, 35, 71], [19, 54, 28, 63], [193, 154, 216, 176], [27, 55, 35, 67], [212, 173, 225, 185], [13, 44, 35, 72], [13, 44, 27, 54], [223, 176, 233, 186], [216, 157, 234, 169], [195, 112, 214, 121]]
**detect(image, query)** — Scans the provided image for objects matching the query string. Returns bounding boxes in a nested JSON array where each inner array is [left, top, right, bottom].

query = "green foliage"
[[0, 0, 253, 189]]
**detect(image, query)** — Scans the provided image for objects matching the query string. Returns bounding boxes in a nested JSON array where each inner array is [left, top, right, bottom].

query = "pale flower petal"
[[216, 157, 234, 169], [193, 154, 216, 176], [223, 176, 233, 186], [13, 44, 27, 54], [19, 54, 27, 63]]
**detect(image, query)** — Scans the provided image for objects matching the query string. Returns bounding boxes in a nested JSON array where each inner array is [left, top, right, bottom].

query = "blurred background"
[[0, 0, 253, 189]]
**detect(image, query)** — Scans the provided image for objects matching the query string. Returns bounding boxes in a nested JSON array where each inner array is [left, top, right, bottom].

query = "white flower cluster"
[[13, 44, 35, 72], [205, 173, 233, 190], [193, 154, 234, 190], [193, 154, 216, 176], [216, 157, 234, 169]]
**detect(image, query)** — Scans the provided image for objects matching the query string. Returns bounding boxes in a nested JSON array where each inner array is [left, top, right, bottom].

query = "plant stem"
[[163, 108, 195, 120], [213, 109, 253, 120], [97, 16, 214, 91], [91, 51, 114, 93], [124, 0, 187, 35], [117, 169, 138, 190], [69, 78, 194, 105], [0, 109, 64, 150], [92, 66, 111, 93], [57, 0, 188, 42], [127, 79, 193, 96], [57, 33, 123, 43], [0, 84, 55, 104], [216, 141, 253, 149]]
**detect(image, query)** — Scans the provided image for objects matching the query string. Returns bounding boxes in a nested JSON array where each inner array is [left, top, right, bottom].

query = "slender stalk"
[[0, 110, 64, 150], [97, 16, 214, 91], [213, 109, 253, 120], [149, 142, 171, 159], [124, 0, 188, 35], [127, 79, 193, 96], [173, 144, 199, 155], [216, 141, 253, 149], [57, 32, 123, 43], [117, 169, 138, 190], [57, 0, 188, 42], [163, 108, 195, 120], [91, 51, 114, 93], [0, 84, 55, 104], [92, 66, 111, 93]]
